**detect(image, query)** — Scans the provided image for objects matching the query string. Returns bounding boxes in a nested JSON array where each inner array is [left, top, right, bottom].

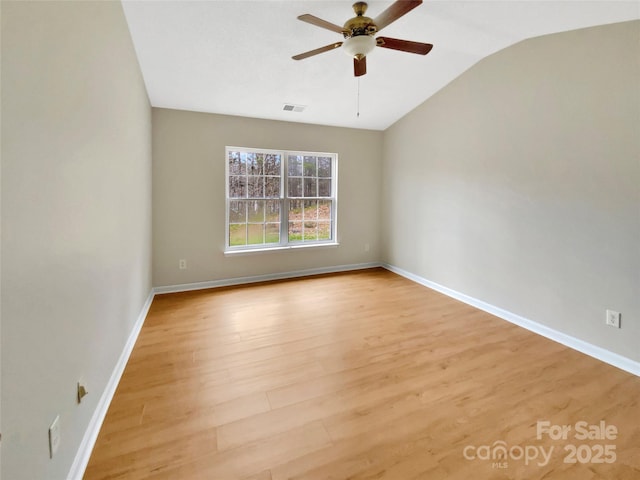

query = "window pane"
[[229, 176, 246, 198], [318, 157, 331, 177], [240, 152, 249, 174], [289, 199, 302, 215], [318, 179, 331, 197], [303, 221, 318, 240], [288, 155, 302, 176], [229, 151, 246, 175], [247, 176, 264, 198], [318, 221, 331, 240], [318, 200, 331, 220], [289, 199, 302, 229], [265, 223, 280, 243], [304, 178, 317, 197], [303, 156, 316, 176], [229, 200, 246, 223], [264, 154, 281, 176], [248, 153, 264, 175], [265, 177, 280, 198], [248, 200, 264, 223], [304, 200, 318, 220], [288, 199, 302, 241], [288, 177, 302, 197], [247, 224, 264, 245], [229, 223, 246, 246], [266, 200, 280, 222], [288, 222, 302, 241]]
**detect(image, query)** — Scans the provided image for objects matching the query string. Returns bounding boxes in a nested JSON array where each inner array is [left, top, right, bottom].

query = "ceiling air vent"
[[283, 103, 306, 113]]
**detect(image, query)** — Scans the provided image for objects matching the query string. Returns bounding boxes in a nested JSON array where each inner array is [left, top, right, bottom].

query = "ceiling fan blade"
[[354, 57, 367, 77], [292, 42, 343, 61], [297, 14, 346, 34], [377, 37, 433, 55], [373, 0, 422, 32]]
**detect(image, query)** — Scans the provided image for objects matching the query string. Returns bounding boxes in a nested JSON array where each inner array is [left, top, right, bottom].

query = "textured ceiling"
[[122, 0, 639, 130]]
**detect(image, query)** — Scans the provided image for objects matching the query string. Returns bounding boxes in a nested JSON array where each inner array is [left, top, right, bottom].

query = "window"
[[226, 146, 337, 252]]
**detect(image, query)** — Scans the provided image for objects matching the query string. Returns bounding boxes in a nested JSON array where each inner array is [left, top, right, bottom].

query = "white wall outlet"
[[49, 415, 61, 458], [179, 259, 187, 270], [605, 309, 621, 328], [364, 243, 370, 252]]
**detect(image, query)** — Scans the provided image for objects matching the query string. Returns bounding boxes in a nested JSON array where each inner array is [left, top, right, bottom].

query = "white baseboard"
[[153, 262, 382, 294], [382, 263, 639, 377], [67, 289, 155, 480]]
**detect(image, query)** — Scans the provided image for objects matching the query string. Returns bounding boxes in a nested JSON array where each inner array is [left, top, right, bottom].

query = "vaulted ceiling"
[[122, 1, 639, 130]]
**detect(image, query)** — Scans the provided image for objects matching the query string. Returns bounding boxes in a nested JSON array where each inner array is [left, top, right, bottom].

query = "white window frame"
[[225, 146, 338, 253]]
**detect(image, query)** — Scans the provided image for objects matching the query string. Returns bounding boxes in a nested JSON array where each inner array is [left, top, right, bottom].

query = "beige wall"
[[382, 20, 640, 361], [152, 108, 382, 287], [1, 2, 152, 479]]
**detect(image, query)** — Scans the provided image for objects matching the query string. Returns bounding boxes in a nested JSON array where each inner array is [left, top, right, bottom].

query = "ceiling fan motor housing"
[[343, 2, 377, 38]]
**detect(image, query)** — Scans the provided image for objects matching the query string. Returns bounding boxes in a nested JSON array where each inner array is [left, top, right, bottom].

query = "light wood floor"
[[84, 268, 640, 480]]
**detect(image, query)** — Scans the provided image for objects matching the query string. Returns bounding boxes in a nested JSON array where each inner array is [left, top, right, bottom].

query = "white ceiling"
[[121, 0, 639, 130]]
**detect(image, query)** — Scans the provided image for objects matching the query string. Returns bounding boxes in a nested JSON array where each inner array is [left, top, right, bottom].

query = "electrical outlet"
[[49, 415, 61, 458], [605, 309, 621, 328], [179, 259, 187, 270], [364, 243, 370, 252]]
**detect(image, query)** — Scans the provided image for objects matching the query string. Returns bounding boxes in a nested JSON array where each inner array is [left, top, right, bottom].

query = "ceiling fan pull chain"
[[357, 77, 361, 118]]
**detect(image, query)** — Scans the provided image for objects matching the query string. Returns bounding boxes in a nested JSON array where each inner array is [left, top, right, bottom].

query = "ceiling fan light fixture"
[[342, 35, 375, 59]]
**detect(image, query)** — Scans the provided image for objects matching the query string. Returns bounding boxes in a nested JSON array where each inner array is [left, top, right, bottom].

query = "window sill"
[[224, 242, 339, 256]]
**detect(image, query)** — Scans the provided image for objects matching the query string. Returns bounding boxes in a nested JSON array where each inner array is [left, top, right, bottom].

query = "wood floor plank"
[[145, 421, 332, 480], [84, 268, 640, 480]]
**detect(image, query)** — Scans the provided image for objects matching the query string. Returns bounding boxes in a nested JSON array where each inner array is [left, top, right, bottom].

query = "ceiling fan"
[[292, 0, 433, 77]]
